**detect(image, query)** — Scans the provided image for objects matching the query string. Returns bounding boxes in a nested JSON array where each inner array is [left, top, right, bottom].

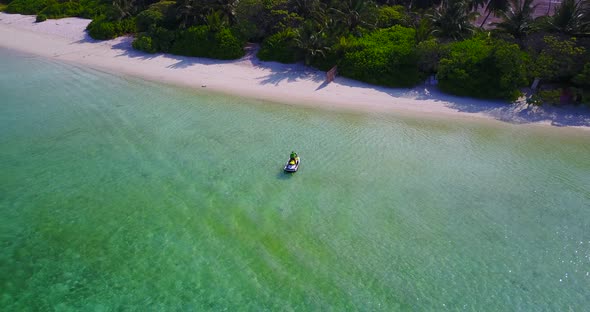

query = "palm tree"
[[547, 0, 589, 34], [295, 20, 331, 65], [479, 0, 509, 28], [467, 0, 487, 12], [208, 0, 239, 25], [176, 0, 200, 28], [429, 0, 477, 40], [112, 0, 138, 20], [175, 0, 238, 28], [289, 0, 326, 19], [330, 0, 378, 31], [205, 10, 229, 32], [493, 0, 538, 40]]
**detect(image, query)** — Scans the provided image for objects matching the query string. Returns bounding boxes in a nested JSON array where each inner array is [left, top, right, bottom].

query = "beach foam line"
[[1, 13, 589, 131]]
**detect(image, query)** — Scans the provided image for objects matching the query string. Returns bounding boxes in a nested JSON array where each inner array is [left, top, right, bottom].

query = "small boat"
[[284, 156, 300, 173]]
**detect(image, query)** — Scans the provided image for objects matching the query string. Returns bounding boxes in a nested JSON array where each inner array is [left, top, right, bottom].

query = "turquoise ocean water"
[[1, 48, 589, 310]]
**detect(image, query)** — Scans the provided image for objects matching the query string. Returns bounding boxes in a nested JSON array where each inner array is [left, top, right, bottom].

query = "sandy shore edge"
[[1, 13, 589, 131]]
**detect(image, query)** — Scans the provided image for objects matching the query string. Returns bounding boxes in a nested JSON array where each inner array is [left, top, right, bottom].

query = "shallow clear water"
[[1, 48, 589, 311]]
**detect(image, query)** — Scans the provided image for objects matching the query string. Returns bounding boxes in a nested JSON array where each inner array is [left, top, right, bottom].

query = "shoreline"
[[1, 13, 589, 132]]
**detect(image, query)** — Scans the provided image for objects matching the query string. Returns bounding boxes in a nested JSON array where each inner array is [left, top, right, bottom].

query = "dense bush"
[[77, 0, 108, 19], [308, 40, 343, 71], [132, 26, 175, 54], [257, 28, 301, 63], [87, 17, 117, 39], [234, 0, 304, 42], [170, 25, 244, 59], [148, 26, 175, 52], [437, 37, 529, 100], [6, 0, 104, 18], [132, 33, 157, 53], [377, 5, 411, 28], [416, 38, 447, 75], [210, 28, 246, 59], [119, 17, 136, 33], [6, 0, 48, 14], [537, 89, 561, 105], [338, 25, 421, 88], [170, 25, 210, 57], [145, 1, 176, 28], [39, 1, 81, 19], [135, 8, 163, 32], [35, 13, 45, 22], [531, 36, 587, 83], [234, 0, 265, 41], [87, 16, 136, 40], [572, 63, 590, 88]]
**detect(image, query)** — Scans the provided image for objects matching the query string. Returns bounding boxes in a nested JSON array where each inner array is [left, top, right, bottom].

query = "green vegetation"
[[257, 28, 300, 63], [5, 0, 107, 19], [492, 0, 539, 40], [429, 0, 476, 40], [86, 16, 136, 40], [545, 0, 588, 35], [531, 36, 587, 83], [377, 5, 411, 28], [573, 63, 590, 88], [3, 0, 590, 102], [135, 7, 164, 32], [417, 39, 447, 75], [5, 0, 49, 15], [132, 33, 157, 53], [438, 36, 528, 100], [339, 25, 421, 87], [169, 25, 244, 59]]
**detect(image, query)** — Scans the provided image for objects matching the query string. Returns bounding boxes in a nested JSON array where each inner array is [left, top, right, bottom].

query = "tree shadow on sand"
[[409, 87, 590, 128], [110, 37, 158, 61], [100, 38, 590, 128], [255, 63, 325, 86], [323, 75, 590, 128], [71, 32, 100, 44], [236, 44, 325, 86]]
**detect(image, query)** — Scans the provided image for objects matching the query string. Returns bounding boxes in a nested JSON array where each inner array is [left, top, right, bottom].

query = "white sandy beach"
[[1, 13, 589, 130]]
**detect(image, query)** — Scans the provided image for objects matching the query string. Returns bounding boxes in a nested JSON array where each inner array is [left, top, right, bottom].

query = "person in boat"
[[289, 151, 298, 165]]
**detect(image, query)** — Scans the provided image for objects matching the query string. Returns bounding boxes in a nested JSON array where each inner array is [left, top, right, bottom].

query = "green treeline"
[[3, 0, 108, 19], [3, 0, 590, 101]]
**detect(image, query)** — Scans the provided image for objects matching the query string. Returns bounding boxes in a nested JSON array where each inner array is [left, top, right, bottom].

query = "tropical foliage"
[[573, 62, 590, 87], [6, 0, 108, 19], [437, 36, 529, 99], [6, 0, 50, 15], [531, 36, 587, 82], [339, 25, 421, 87], [493, 0, 538, 40], [480, 0, 509, 28], [377, 5, 410, 28], [169, 25, 244, 59], [257, 28, 301, 63], [545, 0, 590, 34], [417, 38, 447, 74], [3, 0, 590, 102], [429, 0, 477, 40], [87, 15, 136, 39]]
